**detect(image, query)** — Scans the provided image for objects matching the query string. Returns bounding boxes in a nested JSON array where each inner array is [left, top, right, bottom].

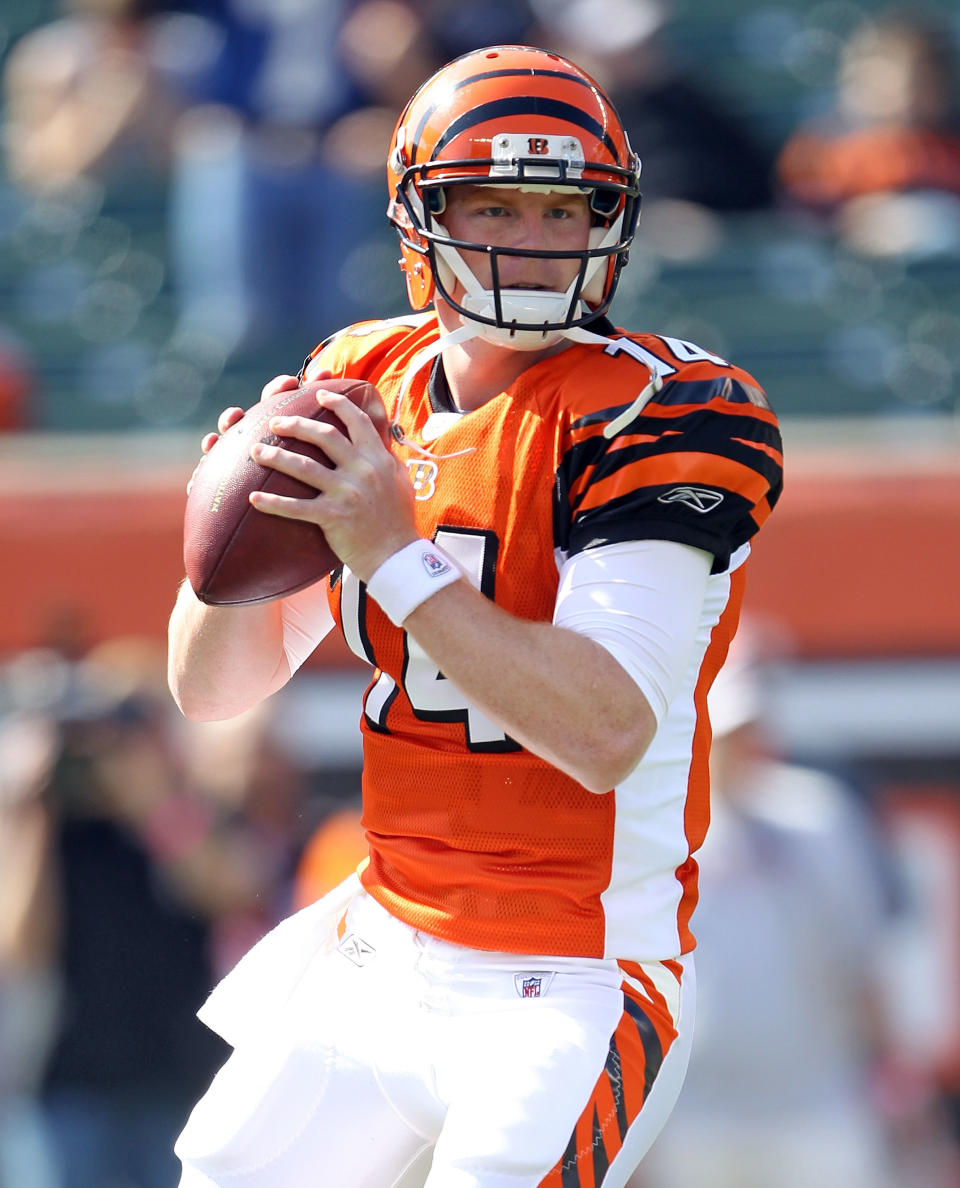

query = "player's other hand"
[[249, 385, 416, 583], [187, 371, 333, 493]]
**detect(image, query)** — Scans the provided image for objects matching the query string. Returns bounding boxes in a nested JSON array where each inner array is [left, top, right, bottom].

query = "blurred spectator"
[[0, 328, 34, 432], [531, 0, 775, 212], [173, 693, 312, 976], [0, 711, 61, 1188], [775, 9, 960, 258], [168, 0, 394, 355], [630, 623, 903, 1188], [1, 0, 192, 198], [0, 638, 312, 1188], [168, 0, 538, 354], [291, 802, 365, 911]]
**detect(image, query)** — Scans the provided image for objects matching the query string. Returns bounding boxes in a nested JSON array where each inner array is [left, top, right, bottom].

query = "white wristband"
[[366, 539, 461, 626]]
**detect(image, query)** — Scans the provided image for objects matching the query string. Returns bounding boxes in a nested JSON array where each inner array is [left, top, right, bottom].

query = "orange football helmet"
[[386, 45, 642, 348]]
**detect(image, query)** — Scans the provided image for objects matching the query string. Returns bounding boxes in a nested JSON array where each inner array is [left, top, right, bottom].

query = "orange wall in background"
[[4, 435, 959, 663]]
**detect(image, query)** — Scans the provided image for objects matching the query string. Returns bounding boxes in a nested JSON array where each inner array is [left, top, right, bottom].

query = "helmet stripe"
[[430, 97, 620, 162], [451, 67, 598, 93]]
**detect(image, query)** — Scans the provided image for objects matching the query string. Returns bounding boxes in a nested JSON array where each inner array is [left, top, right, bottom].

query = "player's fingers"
[[259, 374, 302, 401], [200, 431, 219, 455], [250, 438, 335, 491], [264, 416, 361, 473], [248, 490, 324, 521], [216, 407, 244, 436], [312, 390, 385, 451]]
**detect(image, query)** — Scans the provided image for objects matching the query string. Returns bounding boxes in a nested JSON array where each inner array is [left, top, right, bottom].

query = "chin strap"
[[603, 373, 664, 439]]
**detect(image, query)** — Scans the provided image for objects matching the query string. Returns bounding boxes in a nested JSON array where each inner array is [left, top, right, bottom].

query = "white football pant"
[[175, 890, 694, 1188]]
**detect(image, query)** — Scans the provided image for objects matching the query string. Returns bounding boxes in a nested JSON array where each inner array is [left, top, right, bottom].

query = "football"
[[184, 378, 390, 605]]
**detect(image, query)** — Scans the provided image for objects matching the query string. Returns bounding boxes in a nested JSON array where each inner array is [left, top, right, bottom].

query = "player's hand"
[[248, 387, 417, 583], [187, 371, 333, 494]]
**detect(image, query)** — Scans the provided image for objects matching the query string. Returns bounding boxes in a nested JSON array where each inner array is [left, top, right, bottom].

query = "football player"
[[168, 44, 783, 1188]]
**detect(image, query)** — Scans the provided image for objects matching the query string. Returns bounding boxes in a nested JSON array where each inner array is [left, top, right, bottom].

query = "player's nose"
[[514, 208, 550, 248]]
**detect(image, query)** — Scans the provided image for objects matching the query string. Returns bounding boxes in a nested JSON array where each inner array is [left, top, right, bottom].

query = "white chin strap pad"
[[582, 215, 623, 306], [432, 226, 564, 348], [431, 210, 623, 347]]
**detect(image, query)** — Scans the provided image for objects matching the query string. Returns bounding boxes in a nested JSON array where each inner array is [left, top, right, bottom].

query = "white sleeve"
[[279, 582, 336, 674], [553, 540, 713, 725]]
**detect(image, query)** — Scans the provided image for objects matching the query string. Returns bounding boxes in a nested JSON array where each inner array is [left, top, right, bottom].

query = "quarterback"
[[168, 45, 783, 1188]]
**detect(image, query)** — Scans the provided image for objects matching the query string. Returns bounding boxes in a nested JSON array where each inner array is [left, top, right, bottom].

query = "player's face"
[[437, 185, 593, 294]]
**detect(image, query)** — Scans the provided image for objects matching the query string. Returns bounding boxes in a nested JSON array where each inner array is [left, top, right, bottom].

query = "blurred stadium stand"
[[1, 0, 959, 430]]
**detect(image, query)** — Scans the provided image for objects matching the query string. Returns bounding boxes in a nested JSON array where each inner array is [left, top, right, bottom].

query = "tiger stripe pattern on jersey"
[[557, 376, 782, 572], [300, 311, 782, 963]]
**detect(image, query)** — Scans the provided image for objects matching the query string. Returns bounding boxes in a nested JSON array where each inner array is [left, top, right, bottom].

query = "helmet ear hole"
[[590, 190, 620, 219], [426, 188, 446, 215]]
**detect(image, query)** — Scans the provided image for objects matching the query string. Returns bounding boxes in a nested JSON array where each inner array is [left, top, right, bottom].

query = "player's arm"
[[168, 373, 334, 721], [167, 582, 291, 721], [400, 551, 707, 793], [247, 391, 710, 792]]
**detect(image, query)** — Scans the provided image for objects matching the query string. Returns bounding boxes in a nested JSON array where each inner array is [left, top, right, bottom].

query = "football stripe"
[[731, 434, 784, 466], [540, 981, 672, 1187], [564, 407, 783, 470], [432, 98, 619, 160], [568, 402, 782, 444], [651, 376, 771, 408], [592, 1102, 610, 1186], [411, 67, 598, 157], [568, 380, 778, 432], [604, 1035, 630, 1143], [557, 1128, 579, 1188], [572, 451, 772, 515], [452, 66, 597, 93], [560, 431, 783, 523]]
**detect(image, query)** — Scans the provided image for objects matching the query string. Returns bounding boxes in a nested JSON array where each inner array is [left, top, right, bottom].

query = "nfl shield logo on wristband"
[[422, 550, 451, 577]]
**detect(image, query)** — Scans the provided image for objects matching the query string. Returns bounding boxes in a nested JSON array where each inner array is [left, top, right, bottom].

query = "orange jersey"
[[301, 313, 783, 961]]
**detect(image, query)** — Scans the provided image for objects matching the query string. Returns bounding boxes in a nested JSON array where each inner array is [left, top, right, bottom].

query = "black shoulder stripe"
[[563, 434, 781, 517], [654, 377, 772, 410], [568, 488, 758, 573], [565, 439, 649, 515], [570, 385, 773, 435], [562, 410, 782, 494], [570, 402, 640, 433], [645, 432, 784, 490]]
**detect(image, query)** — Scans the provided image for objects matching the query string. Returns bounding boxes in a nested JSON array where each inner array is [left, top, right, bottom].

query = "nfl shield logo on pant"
[[514, 972, 555, 998]]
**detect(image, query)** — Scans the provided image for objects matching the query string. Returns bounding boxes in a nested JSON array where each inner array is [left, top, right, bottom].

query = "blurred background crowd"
[[2, 0, 960, 1185], [2, 0, 960, 428]]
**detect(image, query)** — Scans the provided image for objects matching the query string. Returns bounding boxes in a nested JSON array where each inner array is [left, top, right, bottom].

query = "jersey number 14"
[[339, 527, 518, 752]]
